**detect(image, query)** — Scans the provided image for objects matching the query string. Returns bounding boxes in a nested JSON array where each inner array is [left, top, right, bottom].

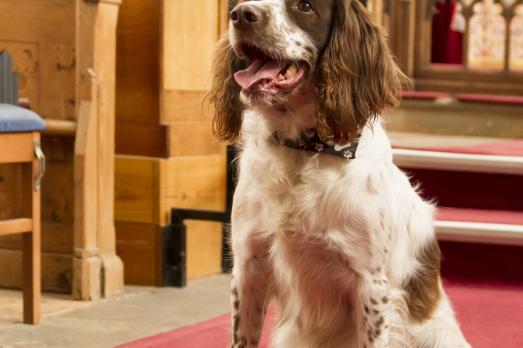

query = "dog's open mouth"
[[234, 43, 308, 95]]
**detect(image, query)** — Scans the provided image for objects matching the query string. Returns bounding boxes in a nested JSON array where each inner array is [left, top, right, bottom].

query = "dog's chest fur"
[[232, 116, 408, 323]]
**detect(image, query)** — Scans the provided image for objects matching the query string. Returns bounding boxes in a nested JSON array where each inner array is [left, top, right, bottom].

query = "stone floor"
[[0, 274, 231, 348]]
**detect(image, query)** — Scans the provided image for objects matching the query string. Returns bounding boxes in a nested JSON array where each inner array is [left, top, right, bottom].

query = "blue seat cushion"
[[0, 103, 45, 133]]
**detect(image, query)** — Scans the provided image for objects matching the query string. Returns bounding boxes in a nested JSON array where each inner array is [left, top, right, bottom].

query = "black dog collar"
[[272, 130, 361, 159]]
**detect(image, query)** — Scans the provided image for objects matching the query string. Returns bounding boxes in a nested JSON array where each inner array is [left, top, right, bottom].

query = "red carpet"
[[118, 141, 523, 348], [119, 280, 523, 348], [398, 138, 523, 157]]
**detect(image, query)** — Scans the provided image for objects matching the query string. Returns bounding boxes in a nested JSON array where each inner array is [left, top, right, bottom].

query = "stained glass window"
[[468, 0, 506, 70], [511, 4, 523, 71]]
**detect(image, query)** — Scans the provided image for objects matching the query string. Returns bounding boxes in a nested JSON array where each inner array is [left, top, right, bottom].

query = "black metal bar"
[[162, 224, 187, 287], [172, 208, 229, 224], [165, 145, 238, 287]]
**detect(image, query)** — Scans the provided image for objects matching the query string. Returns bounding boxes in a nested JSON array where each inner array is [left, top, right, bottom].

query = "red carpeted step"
[[403, 169, 523, 211], [118, 281, 523, 348], [393, 135, 523, 158], [400, 139, 523, 158], [454, 93, 523, 107], [436, 206, 523, 226]]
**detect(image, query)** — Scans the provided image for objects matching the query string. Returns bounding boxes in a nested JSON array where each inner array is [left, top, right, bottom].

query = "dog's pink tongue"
[[234, 60, 284, 90]]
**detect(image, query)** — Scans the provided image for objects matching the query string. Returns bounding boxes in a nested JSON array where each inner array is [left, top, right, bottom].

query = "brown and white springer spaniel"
[[208, 1, 471, 347]]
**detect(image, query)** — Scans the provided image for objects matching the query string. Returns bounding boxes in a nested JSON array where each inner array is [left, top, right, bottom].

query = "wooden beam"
[[0, 219, 32, 236], [44, 119, 77, 136]]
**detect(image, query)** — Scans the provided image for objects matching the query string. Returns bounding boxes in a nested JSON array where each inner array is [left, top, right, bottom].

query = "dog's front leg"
[[229, 229, 272, 348], [355, 270, 402, 348]]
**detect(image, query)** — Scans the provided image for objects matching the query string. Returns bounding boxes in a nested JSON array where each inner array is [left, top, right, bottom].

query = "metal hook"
[[34, 138, 46, 192]]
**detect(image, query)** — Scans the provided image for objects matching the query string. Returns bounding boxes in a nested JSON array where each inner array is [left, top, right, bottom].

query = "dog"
[[208, 1, 471, 347]]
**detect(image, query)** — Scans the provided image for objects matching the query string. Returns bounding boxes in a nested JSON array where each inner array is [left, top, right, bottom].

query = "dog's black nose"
[[230, 5, 261, 29]]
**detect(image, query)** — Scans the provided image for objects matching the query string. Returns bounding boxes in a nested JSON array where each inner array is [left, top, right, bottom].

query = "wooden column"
[[368, 0, 385, 26], [389, 0, 416, 77], [74, 0, 123, 300]]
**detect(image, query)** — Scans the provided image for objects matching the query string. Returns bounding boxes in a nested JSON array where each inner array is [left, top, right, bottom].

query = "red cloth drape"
[[431, 0, 463, 64]]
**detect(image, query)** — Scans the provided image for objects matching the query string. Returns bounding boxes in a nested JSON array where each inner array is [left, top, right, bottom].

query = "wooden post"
[[22, 132, 41, 324], [367, 0, 384, 27], [73, 0, 123, 300], [390, 0, 416, 77]]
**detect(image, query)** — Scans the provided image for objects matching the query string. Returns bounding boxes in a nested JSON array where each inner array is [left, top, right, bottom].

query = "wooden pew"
[[0, 0, 124, 300]]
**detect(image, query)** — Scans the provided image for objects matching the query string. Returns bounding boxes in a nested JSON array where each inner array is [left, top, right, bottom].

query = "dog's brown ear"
[[316, 0, 407, 144], [207, 35, 245, 143]]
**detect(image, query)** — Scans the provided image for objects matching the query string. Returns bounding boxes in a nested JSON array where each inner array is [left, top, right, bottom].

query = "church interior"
[[0, 0, 521, 347]]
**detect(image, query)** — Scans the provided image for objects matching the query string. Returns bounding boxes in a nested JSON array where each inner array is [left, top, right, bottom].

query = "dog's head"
[[209, 0, 405, 143]]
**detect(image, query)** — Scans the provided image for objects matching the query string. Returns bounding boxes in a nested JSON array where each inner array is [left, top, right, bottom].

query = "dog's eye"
[[298, 0, 313, 13]]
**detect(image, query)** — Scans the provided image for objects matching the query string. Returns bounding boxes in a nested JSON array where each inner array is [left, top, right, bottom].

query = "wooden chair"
[[0, 103, 45, 324]]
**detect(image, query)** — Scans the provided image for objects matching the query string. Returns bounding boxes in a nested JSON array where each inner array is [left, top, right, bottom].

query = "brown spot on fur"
[[233, 315, 240, 332], [382, 296, 389, 304], [375, 315, 384, 328], [231, 287, 238, 296], [404, 238, 441, 323], [370, 298, 378, 305], [234, 300, 240, 310]]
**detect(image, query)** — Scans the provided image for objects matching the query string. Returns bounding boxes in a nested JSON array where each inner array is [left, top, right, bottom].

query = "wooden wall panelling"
[[159, 154, 227, 221], [161, 0, 223, 157], [116, 0, 161, 125], [114, 0, 229, 283], [0, 0, 76, 119], [0, 251, 72, 293], [115, 221, 162, 286], [115, 156, 161, 225], [116, 0, 166, 157], [185, 221, 223, 279], [116, 123, 168, 158], [115, 154, 227, 282], [115, 155, 226, 225], [0, 1, 75, 44]]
